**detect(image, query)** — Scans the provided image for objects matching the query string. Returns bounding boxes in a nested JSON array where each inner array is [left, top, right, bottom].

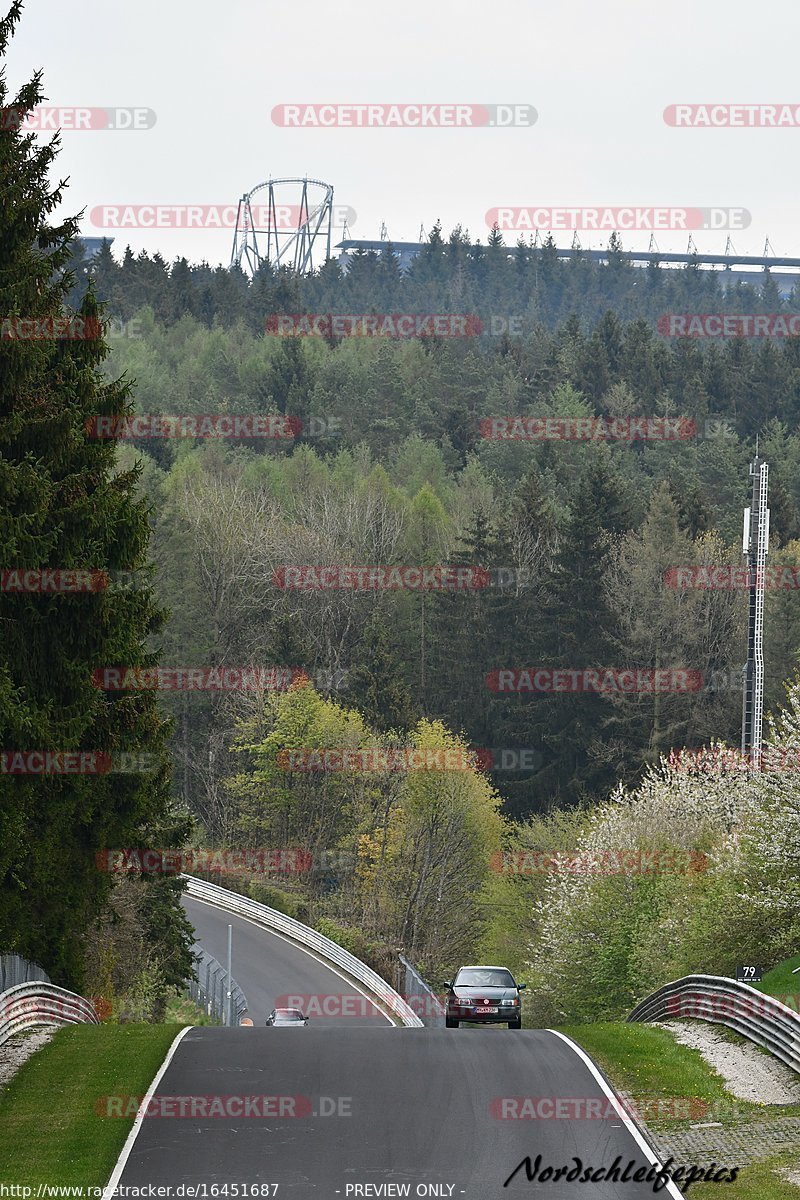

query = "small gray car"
[[443, 965, 526, 1028], [266, 1007, 309, 1026]]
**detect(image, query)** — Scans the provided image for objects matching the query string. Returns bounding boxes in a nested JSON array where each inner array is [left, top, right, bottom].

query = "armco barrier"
[[628, 974, 800, 1074], [0, 982, 100, 1046], [182, 875, 423, 1027]]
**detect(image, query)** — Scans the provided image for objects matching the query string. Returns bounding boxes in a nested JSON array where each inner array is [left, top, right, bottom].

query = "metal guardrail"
[[187, 947, 248, 1025], [182, 875, 423, 1027], [628, 974, 800, 1074], [0, 953, 51, 992], [399, 953, 445, 1027], [0, 982, 100, 1046]]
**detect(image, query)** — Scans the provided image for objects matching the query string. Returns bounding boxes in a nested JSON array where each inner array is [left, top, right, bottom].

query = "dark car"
[[265, 1007, 309, 1026], [443, 965, 526, 1028]]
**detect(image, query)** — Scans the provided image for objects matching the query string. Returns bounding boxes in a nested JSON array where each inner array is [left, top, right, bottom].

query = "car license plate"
[[475, 1006, 498, 1014]]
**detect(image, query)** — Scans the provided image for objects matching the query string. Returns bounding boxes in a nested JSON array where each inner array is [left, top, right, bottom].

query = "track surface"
[[183, 894, 391, 1027], [116, 1027, 677, 1197]]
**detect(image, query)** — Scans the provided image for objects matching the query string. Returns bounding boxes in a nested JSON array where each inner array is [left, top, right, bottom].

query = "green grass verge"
[[560, 1022, 800, 1198], [691, 1157, 800, 1199], [557, 1022, 738, 1122], [755, 955, 800, 1005], [0, 1024, 184, 1185]]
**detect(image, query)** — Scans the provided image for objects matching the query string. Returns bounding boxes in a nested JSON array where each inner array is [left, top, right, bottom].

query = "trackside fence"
[[0, 953, 51, 991], [187, 947, 248, 1025], [398, 953, 445, 1027]]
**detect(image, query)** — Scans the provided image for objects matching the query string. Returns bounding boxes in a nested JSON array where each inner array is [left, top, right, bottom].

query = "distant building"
[[336, 239, 427, 272], [336, 239, 800, 297], [75, 236, 114, 262]]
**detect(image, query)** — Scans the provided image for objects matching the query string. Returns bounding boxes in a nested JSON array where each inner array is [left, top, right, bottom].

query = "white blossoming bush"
[[732, 688, 800, 954], [525, 683, 800, 1022]]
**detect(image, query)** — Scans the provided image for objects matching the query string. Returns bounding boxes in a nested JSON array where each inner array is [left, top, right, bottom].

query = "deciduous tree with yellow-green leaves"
[[226, 681, 506, 973]]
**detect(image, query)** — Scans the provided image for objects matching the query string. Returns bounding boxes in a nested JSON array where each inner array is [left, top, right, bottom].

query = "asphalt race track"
[[113, 1027, 683, 1198], [183, 893, 393, 1027]]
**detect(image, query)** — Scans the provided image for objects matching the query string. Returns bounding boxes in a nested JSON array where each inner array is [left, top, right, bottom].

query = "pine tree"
[[488, 469, 559, 816], [0, 4, 191, 986], [400, 484, 451, 711], [344, 610, 416, 733], [86, 239, 121, 314], [167, 256, 198, 322], [522, 455, 631, 809], [427, 506, 507, 745]]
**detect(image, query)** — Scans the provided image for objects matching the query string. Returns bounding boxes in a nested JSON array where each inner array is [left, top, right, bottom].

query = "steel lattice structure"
[[230, 178, 333, 275], [741, 456, 770, 765]]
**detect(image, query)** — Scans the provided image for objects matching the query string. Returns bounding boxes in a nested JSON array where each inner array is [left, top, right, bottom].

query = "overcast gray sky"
[[9, 0, 800, 267]]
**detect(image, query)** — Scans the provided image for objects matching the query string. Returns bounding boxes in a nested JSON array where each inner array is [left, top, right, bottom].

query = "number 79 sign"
[[735, 965, 762, 983]]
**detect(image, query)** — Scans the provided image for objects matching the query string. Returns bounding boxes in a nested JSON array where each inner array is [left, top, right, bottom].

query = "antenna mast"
[[741, 454, 770, 765]]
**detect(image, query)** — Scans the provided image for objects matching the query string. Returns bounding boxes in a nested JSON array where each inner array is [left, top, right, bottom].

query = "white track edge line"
[[185, 893, 399, 1027], [102, 1024, 193, 1200], [546, 1029, 685, 1199]]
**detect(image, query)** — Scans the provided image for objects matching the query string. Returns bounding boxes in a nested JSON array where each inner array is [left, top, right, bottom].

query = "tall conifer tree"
[[0, 3, 190, 985]]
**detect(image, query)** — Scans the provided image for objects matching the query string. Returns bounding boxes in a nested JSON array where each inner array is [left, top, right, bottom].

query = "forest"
[[61, 232, 800, 1011]]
